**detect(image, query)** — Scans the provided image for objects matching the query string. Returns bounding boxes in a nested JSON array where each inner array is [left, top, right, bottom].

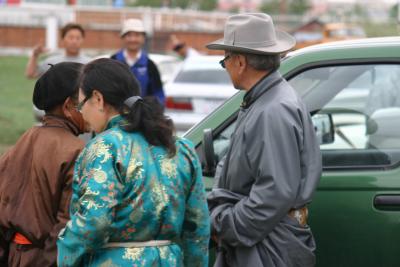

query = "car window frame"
[[195, 57, 400, 174], [285, 58, 400, 171]]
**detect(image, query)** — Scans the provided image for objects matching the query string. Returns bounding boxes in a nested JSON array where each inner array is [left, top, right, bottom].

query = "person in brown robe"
[[0, 62, 87, 267]]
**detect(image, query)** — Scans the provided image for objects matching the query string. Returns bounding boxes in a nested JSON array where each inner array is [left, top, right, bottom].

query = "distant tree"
[[171, 0, 189, 8], [132, 0, 191, 8], [133, 0, 163, 7], [288, 0, 310, 15], [342, 3, 369, 22], [198, 0, 217, 11], [353, 4, 367, 17], [260, 0, 310, 15], [260, 0, 281, 14], [389, 3, 399, 21], [131, 0, 216, 10]]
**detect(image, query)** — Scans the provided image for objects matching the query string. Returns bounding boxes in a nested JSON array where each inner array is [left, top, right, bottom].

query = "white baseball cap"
[[120, 18, 146, 37]]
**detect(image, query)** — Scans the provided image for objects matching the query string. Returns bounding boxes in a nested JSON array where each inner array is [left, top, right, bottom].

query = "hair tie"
[[124, 96, 142, 108]]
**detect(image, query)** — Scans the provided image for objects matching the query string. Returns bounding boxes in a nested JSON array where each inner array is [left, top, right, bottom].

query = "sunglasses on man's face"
[[219, 54, 231, 69]]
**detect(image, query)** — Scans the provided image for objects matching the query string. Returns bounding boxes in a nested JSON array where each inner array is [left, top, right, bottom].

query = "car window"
[[174, 69, 231, 84], [213, 121, 236, 163], [204, 64, 400, 172], [289, 64, 400, 168]]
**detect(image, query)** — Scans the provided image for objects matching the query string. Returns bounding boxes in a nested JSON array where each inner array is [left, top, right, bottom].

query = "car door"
[[194, 61, 400, 266], [289, 62, 400, 267]]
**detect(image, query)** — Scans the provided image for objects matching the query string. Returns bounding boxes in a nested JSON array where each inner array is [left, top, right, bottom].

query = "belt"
[[288, 206, 308, 227], [13, 232, 32, 245], [103, 240, 172, 248]]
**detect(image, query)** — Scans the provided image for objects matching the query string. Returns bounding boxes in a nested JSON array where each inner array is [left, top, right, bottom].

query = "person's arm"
[[25, 44, 48, 79], [57, 138, 123, 266], [147, 59, 165, 105], [180, 140, 210, 267], [210, 108, 304, 247], [38, 149, 80, 267]]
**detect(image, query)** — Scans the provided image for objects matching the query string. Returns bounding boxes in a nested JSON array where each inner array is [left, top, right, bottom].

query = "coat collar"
[[241, 71, 283, 109], [42, 115, 81, 136], [123, 49, 143, 67], [105, 115, 123, 130]]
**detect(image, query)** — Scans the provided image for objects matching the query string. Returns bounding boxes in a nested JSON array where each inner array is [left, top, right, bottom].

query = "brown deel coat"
[[0, 115, 84, 267]]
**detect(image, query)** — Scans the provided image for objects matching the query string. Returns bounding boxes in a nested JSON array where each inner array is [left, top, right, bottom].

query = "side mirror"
[[203, 128, 216, 176], [313, 113, 334, 145]]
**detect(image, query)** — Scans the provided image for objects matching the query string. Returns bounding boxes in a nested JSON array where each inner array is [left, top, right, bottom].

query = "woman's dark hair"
[[80, 58, 176, 156]]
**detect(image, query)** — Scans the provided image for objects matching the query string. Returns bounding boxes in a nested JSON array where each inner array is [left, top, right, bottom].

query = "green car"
[[184, 37, 400, 267]]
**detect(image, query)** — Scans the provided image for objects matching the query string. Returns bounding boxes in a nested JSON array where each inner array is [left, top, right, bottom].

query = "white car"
[[164, 55, 237, 133], [148, 53, 182, 84]]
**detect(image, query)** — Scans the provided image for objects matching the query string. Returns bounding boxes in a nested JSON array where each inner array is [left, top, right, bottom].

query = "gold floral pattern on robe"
[[122, 247, 145, 261], [160, 157, 177, 178], [57, 116, 210, 267]]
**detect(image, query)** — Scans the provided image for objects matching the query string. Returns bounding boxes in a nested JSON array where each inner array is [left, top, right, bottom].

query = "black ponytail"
[[122, 97, 176, 156], [80, 58, 176, 156]]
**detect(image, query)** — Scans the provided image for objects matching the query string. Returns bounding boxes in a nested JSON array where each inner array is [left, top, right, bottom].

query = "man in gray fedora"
[[207, 13, 322, 267]]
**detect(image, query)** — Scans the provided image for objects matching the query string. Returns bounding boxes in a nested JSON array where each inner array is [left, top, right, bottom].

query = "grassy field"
[[0, 56, 35, 155]]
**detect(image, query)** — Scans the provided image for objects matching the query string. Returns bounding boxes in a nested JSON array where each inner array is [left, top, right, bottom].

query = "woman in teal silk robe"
[[57, 58, 210, 267]]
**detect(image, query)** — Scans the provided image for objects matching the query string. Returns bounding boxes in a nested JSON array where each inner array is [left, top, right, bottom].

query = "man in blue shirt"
[[111, 19, 165, 105]]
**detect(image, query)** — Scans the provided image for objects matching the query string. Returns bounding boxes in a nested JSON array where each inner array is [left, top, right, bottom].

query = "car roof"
[[281, 36, 400, 75], [148, 53, 179, 62], [288, 36, 400, 57]]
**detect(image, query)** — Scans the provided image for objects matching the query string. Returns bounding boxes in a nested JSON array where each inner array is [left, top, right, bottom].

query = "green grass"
[[0, 56, 35, 154], [363, 22, 400, 37]]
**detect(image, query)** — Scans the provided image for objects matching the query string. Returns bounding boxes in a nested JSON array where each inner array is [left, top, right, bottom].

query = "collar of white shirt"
[[123, 49, 142, 67]]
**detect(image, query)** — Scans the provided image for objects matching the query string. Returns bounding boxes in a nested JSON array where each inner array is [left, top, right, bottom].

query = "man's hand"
[[25, 41, 49, 79], [32, 43, 49, 58]]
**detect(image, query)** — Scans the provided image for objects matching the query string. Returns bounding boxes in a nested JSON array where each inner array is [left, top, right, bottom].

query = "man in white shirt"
[[25, 23, 91, 79], [111, 19, 165, 105]]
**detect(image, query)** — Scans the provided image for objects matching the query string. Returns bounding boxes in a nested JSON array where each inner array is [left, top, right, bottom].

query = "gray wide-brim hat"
[[207, 13, 296, 55]]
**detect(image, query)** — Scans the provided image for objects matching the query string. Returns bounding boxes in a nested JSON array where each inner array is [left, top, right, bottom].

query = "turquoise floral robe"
[[57, 116, 210, 266]]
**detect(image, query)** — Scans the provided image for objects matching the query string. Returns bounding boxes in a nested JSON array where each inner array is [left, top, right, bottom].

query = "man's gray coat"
[[208, 71, 322, 267]]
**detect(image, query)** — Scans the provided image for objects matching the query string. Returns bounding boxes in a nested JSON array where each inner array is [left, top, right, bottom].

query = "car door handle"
[[374, 195, 400, 210]]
